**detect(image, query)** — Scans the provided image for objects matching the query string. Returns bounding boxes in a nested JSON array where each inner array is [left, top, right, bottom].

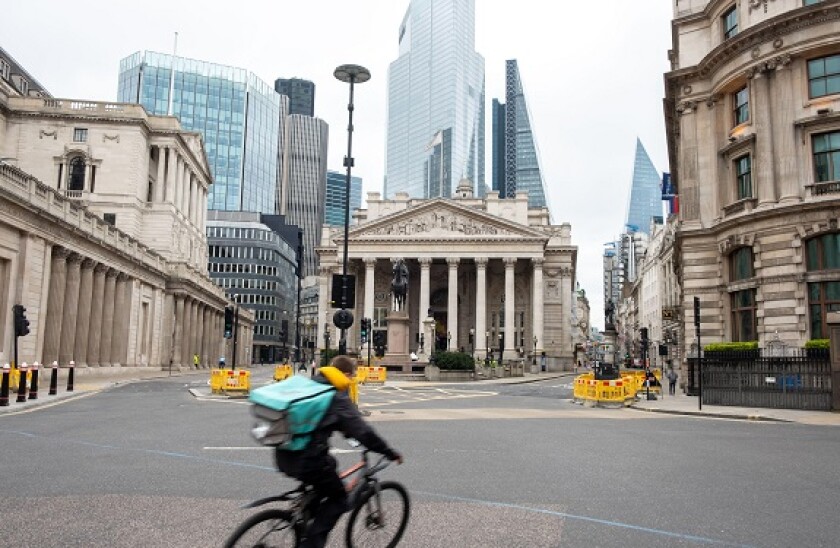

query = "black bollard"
[[16, 364, 28, 403], [28, 363, 39, 400], [49, 361, 58, 396], [67, 361, 75, 392], [0, 365, 9, 407]]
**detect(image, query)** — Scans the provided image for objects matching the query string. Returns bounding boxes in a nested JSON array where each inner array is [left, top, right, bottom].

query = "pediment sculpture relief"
[[366, 211, 512, 237]]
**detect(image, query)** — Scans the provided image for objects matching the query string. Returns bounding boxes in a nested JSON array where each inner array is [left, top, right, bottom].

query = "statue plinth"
[[386, 309, 410, 359]]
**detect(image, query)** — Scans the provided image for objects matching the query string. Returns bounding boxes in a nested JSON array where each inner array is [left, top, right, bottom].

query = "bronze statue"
[[391, 258, 408, 311], [605, 299, 615, 327]]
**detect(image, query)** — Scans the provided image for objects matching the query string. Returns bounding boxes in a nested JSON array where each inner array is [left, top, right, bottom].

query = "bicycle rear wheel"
[[345, 481, 410, 548], [224, 509, 300, 548]]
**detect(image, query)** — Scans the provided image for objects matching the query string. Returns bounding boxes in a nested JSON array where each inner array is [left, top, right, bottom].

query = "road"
[[1, 371, 839, 547]]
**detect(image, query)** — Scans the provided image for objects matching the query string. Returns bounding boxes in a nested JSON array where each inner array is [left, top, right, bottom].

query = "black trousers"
[[669, 381, 677, 395]]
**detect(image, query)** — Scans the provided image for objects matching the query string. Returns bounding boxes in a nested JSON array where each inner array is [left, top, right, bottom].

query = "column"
[[181, 298, 193, 367], [58, 254, 83, 366], [173, 295, 185, 366], [418, 258, 431, 335], [73, 259, 95, 367], [532, 258, 544, 356], [164, 148, 176, 203], [180, 160, 190, 213], [43, 248, 69, 365], [155, 146, 166, 202], [363, 258, 376, 322], [773, 58, 799, 202], [752, 69, 778, 206], [174, 156, 183, 213], [318, 267, 331, 349], [99, 270, 118, 366], [503, 257, 516, 361], [110, 274, 130, 366], [474, 258, 487, 359], [447, 258, 459, 351], [191, 300, 200, 363], [87, 264, 108, 367]]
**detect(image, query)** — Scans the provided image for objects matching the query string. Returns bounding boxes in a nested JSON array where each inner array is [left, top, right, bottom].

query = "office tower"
[[325, 170, 362, 227], [625, 138, 663, 235], [118, 51, 283, 214], [385, 0, 485, 199], [491, 59, 549, 208], [279, 115, 329, 277], [274, 78, 315, 117]]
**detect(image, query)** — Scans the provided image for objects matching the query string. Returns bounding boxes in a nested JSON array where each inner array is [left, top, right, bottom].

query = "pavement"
[[3, 365, 839, 426]]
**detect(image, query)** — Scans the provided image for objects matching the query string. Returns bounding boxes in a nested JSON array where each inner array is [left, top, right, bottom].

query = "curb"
[[628, 405, 791, 422]]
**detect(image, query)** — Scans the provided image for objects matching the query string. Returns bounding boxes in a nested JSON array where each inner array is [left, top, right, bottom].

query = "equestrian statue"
[[391, 258, 409, 311]]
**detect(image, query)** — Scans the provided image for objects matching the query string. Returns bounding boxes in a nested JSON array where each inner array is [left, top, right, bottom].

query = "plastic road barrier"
[[273, 364, 293, 382], [9, 367, 32, 392], [210, 369, 251, 395], [358, 366, 387, 384]]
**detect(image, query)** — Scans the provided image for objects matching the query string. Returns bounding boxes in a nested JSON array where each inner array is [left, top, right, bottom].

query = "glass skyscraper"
[[325, 170, 362, 227], [491, 59, 549, 209], [626, 138, 663, 235], [118, 51, 282, 214], [274, 78, 315, 117], [385, 0, 485, 199]]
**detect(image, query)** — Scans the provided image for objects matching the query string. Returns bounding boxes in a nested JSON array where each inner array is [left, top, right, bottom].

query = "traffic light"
[[280, 320, 288, 344], [360, 318, 369, 344], [640, 327, 648, 342], [13, 304, 30, 337], [224, 306, 234, 339]]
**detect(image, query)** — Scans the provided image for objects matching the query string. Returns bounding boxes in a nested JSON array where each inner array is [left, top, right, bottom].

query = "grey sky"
[[4, 0, 674, 331]]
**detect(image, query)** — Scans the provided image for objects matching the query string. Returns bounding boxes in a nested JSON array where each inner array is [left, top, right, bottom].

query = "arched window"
[[728, 247, 756, 342], [806, 232, 840, 339], [68, 156, 86, 191]]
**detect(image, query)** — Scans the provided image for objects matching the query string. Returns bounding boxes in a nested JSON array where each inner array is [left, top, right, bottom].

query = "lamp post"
[[532, 336, 538, 366], [294, 229, 303, 366], [447, 331, 451, 352], [485, 331, 490, 366], [333, 64, 371, 355], [323, 322, 331, 366], [469, 328, 474, 359]]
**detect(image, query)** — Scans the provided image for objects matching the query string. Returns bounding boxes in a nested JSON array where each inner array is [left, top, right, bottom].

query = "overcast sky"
[[5, 0, 674, 331]]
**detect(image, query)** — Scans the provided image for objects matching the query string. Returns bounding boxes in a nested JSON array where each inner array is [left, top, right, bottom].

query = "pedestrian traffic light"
[[224, 306, 234, 339], [640, 327, 648, 342], [13, 304, 30, 337], [360, 318, 369, 343]]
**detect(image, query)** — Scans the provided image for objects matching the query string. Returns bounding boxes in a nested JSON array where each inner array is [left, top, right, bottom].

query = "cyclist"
[[274, 354, 403, 548]]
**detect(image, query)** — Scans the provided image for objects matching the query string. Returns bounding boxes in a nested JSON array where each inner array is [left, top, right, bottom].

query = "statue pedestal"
[[386, 309, 410, 359]]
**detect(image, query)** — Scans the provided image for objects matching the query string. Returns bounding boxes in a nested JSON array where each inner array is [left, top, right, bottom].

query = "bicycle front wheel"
[[346, 481, 410, 548], [224, 509, 300, 548]]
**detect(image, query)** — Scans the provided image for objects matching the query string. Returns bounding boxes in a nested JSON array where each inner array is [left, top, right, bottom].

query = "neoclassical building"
[[665, 1, 840, 352], [315, 180, 578, 371], [0, 83, 253, 369]]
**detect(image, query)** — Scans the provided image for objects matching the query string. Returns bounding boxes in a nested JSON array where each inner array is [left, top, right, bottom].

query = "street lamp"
[[333, 63, 371, 355], [323, 322, 331, 366], [447, 331, 451, 352], [532, 335, 538, 365], [469, 328, 475, 358]]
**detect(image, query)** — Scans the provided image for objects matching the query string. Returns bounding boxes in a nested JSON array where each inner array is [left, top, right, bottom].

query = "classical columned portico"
[[503, 258, 516, 360], [447, 258, 459, 351], [474, 258, 487, 359]]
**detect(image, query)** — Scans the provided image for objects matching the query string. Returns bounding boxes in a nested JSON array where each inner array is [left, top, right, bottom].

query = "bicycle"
[[224, 446, 410, 547]]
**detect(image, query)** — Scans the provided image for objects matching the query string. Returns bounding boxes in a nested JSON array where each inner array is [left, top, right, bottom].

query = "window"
[[0, 59, 9, 80], [807, 54, 840, 98], [733, 87, 749, 126], [103, 213, 116, 226], [735, 155, 752, 199], [806, 233, 840, 271], [73, 128, 88, 142], [806, 233, 840, 338], [813, 131, 840, 182], [804, 0, 824, 6], [731, 289, 757, 341], [722, 6, 738, 39], [67, 156, 86, 191], [730, 247, 754, 280]]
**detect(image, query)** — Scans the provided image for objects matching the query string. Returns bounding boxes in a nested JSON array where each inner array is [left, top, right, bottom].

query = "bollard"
[[16, 362, 28, 403], [49, 361, 58, 395], [0, 364, 9, 406], [67, 360, 75, 392], [28, 362, 39, 400]]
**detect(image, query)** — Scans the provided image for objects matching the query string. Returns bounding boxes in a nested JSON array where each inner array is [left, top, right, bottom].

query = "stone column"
[[752, 68, 778, 206], [110, 274, 130, 366], [173, 295, 185, 367], [73, 259, 96, 367], [191, 301, 200, 364], [475, 258, 487, 359], [364, 258, 376, 322], [532, 258, 544, 355], [447, 258, 459, 351], [418, 258, 431, 335], [43, 248, 70, 365], [773, 58, 799, 202], [87, 264, 108, 367], [318, 267, 331, 350], [182, 298, 193, 367], [503, 258, 516, 361], [174, 156, 184, 213], [99, 270, 118, 366], [155, 146, 166, 202], [58, 254, 83, 366], [164, 148, 176, 203]]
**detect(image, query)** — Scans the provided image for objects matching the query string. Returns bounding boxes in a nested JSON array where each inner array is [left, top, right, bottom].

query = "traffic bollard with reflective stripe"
[[49, 361, 58, 396], [16, 363, 28, 403], [28, 362, 39, 400], [67, 360, 75, 392], [0, 364, 9, 407]]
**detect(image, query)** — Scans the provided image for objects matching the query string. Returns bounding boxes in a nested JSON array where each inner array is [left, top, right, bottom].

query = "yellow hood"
[[320, 366, 351, 391]]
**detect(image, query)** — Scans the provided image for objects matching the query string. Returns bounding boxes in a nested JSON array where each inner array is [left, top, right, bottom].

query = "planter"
[[424, 365, 440, 382], [438, 369, 475, 382]]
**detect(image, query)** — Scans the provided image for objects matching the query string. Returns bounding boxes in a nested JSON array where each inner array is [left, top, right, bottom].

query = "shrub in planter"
[[433, 351, 474, 370], [704, 341, 758, 352], [805, 339, 829, 350]]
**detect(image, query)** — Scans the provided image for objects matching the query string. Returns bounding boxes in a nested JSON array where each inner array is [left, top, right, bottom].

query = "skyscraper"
[[384, 0, 485, 199], [491, 59, 549, 209], [274, 78, 315, 117], [626, 138, 663, 235], [118, 51, 282, 214], [325, 170, 362, 227]]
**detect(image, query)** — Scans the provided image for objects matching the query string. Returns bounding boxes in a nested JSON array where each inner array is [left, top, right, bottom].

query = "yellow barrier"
[[273, 364, 293, 382], [348, 378, 359, 405], [354, 367, 369, 384], [360, 366, 387, 384], [210, 369, 250, 394], [573, 373, 638, 407], [9, 368, 33, 392]]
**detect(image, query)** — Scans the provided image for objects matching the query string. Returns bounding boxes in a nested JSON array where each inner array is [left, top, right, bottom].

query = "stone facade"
[[0, 84, 253, 369], [664, 1, 840, 354], [315, 184, 578, 371]]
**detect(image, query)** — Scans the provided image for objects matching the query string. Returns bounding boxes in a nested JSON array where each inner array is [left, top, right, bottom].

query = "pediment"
[[349, 199, 546, 240]]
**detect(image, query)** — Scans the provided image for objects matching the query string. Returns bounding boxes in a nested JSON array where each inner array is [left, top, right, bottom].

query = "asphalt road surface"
[[1, 373, 839, 547]]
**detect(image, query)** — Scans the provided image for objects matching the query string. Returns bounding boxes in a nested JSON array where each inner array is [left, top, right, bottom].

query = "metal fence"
[[686, 349, 832, 410]]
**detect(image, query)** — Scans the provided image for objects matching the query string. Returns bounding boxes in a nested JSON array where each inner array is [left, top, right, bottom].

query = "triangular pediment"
[[348, 199, 546, 240]]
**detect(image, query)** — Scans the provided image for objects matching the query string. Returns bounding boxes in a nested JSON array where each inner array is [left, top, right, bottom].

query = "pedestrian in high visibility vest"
[[193, 354, 200, 369]]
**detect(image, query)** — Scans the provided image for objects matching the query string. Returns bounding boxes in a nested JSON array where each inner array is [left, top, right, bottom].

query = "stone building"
[[0, 81, 253, 369], [315, 180, 578, 371], [665, 1, 840, 354]]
